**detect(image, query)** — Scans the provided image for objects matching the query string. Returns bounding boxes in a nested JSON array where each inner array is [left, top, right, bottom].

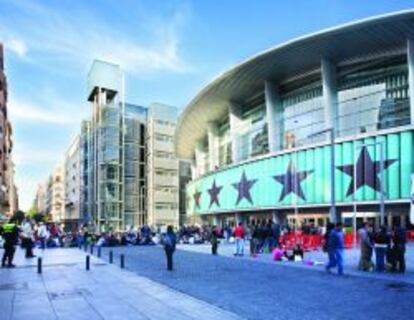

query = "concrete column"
[[272, 210, 287, 225], [321, 59, 339, 135], [207, 121, 220, 170], [401, 214, 407, 228], [229, 102, 242, 163], [235, 212, 243, 224], [387, 212, 393, 227], [190, 162, 197, 180], [407, 39, 414, 125], [194, 140, 206, 177], [272, 211, 279, 224], [212, 215, 219, 227], [265, 81, 283, 152]]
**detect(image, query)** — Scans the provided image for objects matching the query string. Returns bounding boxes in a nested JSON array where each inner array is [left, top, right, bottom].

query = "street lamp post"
[[308, 127, 336, 223], [294, 149, 299, 242], [353, 141, 385, 247]]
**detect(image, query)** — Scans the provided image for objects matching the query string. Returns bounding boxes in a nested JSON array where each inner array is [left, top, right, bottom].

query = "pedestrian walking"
[[21, 218, 36, 258], [374, 225, 390, 272], [38, 222, 48, 249], [210, 226, 219, 255], [1, 219, 19, 268], [391, 224, 406, 273], [163, 225, 177, 271], [233, 222, 245, 256], [264, 222, 272, 253], [250, 224, 259, 257], [325, 222, 344, 275], [271, 222, 281, 250], [358, 223, 374, 271]]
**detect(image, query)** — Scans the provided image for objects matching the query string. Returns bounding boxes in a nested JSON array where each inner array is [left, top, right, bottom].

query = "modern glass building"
[[81, 60, 181, 231], [176, 11, 414, 229]]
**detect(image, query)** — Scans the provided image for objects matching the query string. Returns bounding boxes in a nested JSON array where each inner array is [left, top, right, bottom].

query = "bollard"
[[120, 254, 125, 269], [90, 244, 94, 255], [109, 251, 113, 264], [84, 243, 87, 252], [37, 257, 42, 274], [97, 246, 101, 258], [86, 255, 90, 271]]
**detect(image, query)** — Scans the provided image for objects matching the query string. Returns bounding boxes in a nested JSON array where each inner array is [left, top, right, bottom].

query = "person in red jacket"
[[234, 222, 245, 256]]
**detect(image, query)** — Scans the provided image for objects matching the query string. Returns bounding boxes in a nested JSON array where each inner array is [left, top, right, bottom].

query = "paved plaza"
[[1, 245, 413, 320], [0, 248, 242, 320], [102, 244, 414, 320]]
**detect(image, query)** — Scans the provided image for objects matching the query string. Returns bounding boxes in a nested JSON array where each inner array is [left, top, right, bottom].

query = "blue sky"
[[1, 0, 413, 210]]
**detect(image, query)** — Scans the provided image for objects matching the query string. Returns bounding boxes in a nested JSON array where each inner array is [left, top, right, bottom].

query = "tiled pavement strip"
[[0, 248, 244, 320]]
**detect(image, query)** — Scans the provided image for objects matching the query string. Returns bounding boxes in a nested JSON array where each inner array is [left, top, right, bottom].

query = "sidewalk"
[[0, 248, 243, 320], [178, 242, 414, 284]]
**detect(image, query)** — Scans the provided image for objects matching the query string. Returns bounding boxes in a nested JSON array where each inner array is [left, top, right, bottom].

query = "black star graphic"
[[208, 180, 223, 208], [193, 190, 201, 209], [232, 171, 257, 205], [273, 160, 313, 201], [337, 146, 396, 197]]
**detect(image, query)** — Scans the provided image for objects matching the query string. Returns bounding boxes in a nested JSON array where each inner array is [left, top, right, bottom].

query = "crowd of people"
[[358, 222, 406, 273], [1, 217, 67, 266], [207, 221, 407, 276], [0, 216, 409, 275]]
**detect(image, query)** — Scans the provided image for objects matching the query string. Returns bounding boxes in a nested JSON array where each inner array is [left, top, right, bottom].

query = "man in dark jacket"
[[1, 219, 20, 268], [374, 225, 390, 272], [210, 226, 219, 255], [163, 225, 177, 271], [391, 224, 406, 273], [325, 222, 345, 275]]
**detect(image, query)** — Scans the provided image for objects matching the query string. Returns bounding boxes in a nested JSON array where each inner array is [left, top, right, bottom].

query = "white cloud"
[[8, 98, 77, 125], [3, 37, 27, 57], [13, 148, 63, 167], [13, 144, 64, 210], [1, 1, 192, 76]]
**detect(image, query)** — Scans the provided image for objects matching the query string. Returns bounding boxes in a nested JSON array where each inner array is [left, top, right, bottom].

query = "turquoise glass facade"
[[187, 130, 414, 214]]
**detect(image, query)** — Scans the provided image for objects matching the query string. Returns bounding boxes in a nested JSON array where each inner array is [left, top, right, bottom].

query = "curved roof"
[[176, 10, 414, 159]]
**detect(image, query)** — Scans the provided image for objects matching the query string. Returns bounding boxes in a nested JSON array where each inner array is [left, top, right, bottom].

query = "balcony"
[[153, 122, 175, 136], [153, 208, 177, 220], [154, 157, 178, 169], [154, 191, 178, 203], [153, 140, 174, 153], [153, 174, 178, 186]]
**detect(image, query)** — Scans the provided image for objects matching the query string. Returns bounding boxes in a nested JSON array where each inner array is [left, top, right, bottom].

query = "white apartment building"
[[46, 165, 64, 223], [35, 183, 46, 214], [147, 103, 179, 228], [64, 135, 81, 230]]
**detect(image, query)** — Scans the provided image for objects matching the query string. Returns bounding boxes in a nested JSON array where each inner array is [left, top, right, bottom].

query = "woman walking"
[[163, 226, 177, 271]]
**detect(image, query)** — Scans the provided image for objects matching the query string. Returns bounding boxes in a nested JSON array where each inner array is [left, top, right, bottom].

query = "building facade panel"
[[186, 130, 413, 214]]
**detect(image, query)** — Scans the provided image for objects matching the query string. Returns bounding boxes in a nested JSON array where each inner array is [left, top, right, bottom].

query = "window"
[[282, 85, 324, 148], [155, 133, 173, 142], [107, 166, 116, 180], [337, 55, 410, 136]]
